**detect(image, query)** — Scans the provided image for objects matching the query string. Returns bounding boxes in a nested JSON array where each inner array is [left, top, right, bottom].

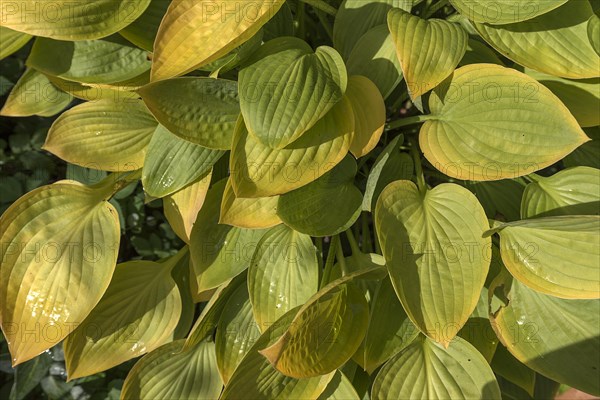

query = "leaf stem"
[[336, 238, 349, 276], [299, 0, 337, 16], [386, 114, 434, 130], [345, 228, 360, 255], [423, 0, 449, 18], [524, 173, 543, 183], [316, 10, 334, 40], [320, 235, 340, 287], [410, 139, 427, 195], [361, 214, 373, 253]]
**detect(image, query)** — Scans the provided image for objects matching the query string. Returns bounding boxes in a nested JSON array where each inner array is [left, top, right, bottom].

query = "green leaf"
[[119, 0, 170, 51], [334, 0, 414, 59], [388, 7, 468, 99], [525, 68, 600, 128], [564, 126, 600, 169], [0, 0, 151, 40], [219, 179, 282, 229], [139, 77, 240, 150], [491, 277, 600, 396], [230, 97, 354, 198], [459, 38, 504, 66], [464, 179, 526, 222], [361, 277, 419, 374], [142, 125, 224, 198], [170, 251, 196, 339], [221, 308, 335, 399], [10, 351, 53, 400], [589, 12, 600, 56], [248, 225, 319, 331], [457, 289, 500, 363], [189, 180, 268, 292], [317, 370, 360, 400], [449, 0, 568, 24], [239, 37, 347, 149], [371, 336, 501, 400], [276, 156, 362, 237], [121, 339, 223, 400], [346, 24, 403, 99], [0, 27, 32, 60], [491, 345, 535, 397], [46, 74, 142, 102], [422, 64, 590, 181], [151, 0, 285, 80], [375, 181, 491, 346], [44, 99, 157, 172], [346, 76, 386, 158], [63, 252, 185, 379], [27, 36, 151, 85], [474, 1, 600, 79], [521, 167, 600, 218], [259, 272, 373, 378], [0, 181, 120, 365], [362, 135, 413, 212], [0, 69, 72, 117], [493, 216, 600, 299], [215, 282, 261, 384]]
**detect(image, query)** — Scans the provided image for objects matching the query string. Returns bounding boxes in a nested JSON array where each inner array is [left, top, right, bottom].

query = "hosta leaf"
[[521, 167, 600, 218], [119, 0, 170, 51], [362, 135, 413, 212], [64, 251, 185, 379], [142, 125, 223, 198], [44, 99, 157, 172], [248, 225, 319, 331], [421, 64, 590, 181], [449, 0, 568, 24], [47, 74, 142, 102], [388, 8, 468, 99], [260, 271, 374, 378], [0, 181, 120, 365], [589, 12, 600, 56], [151, 0, 285, 80], [0, 69, 72, 117], [277, 156, 362, 237], [220, 179, 282, 229], [317, 371, 360, 400], [263, 2, 294, 41], [492, 216, 600, 299], [564, 126, 600, 169], [464, 179, 526, 222], [0, 27, 31, 60], [371, 336, 501, 400], [459, 38, 504, 66], [474, 1, 600, 79], [190, 180, 268, 292], [525, 68, 600, 128], [375, 181, 491, 346], [27, 36, 151, 85], [221, 308, 334, 399], [333, 0, 414, 59], [138, 77, 240, 150], [457, 289, 500, 362], [346, 24, 403, 99], [163, 171, 212, 243], [362, 277, 419, 374], [346, 76, 386, 158], [491, 277, 600, 396], [215, 283, 261, 384], [170, 252, 195, 339], [121, 339, 222, 400], [491, 345, 535, 397], [0, 0, 151, 40], [230, 97, 354, 198], [239, 37, 347, 149]]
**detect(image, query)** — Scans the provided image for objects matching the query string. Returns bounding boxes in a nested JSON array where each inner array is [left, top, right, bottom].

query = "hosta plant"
[[1, 0, 599, 399]]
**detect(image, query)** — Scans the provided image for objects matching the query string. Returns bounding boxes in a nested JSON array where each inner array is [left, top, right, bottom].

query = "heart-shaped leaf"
[[421, 64, 589, 181], [139, 77, 240, 150], [449, 0, 568, 24], [239, 37, 347, 149], [276, 156, 362, 237], [44, 99, 157, 172], [491, 216, 600, 299], [474, 1, 600, 79], [230, 97, 354, 198], [121, 339, 223, 399], [388, 8, 467, 99], [346, 76, 386, 158], [0, 68, 72, 117], [0, 181, 120, 365], [0, 27, 31, 60], [248, 225, 319, 331], [220, 179, 282, 229], [142, 125, 224, 198], [27, 36, 151, 85], [491, 276, 600, 396], [63, 251, 185, 379], [0, 0, 151, 40], [375, 181, 491, 346], [371, 336, 501, 399], [521, 167, 600, 218], [119, 0, 170, 51], [151, 0, 285, 80]]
